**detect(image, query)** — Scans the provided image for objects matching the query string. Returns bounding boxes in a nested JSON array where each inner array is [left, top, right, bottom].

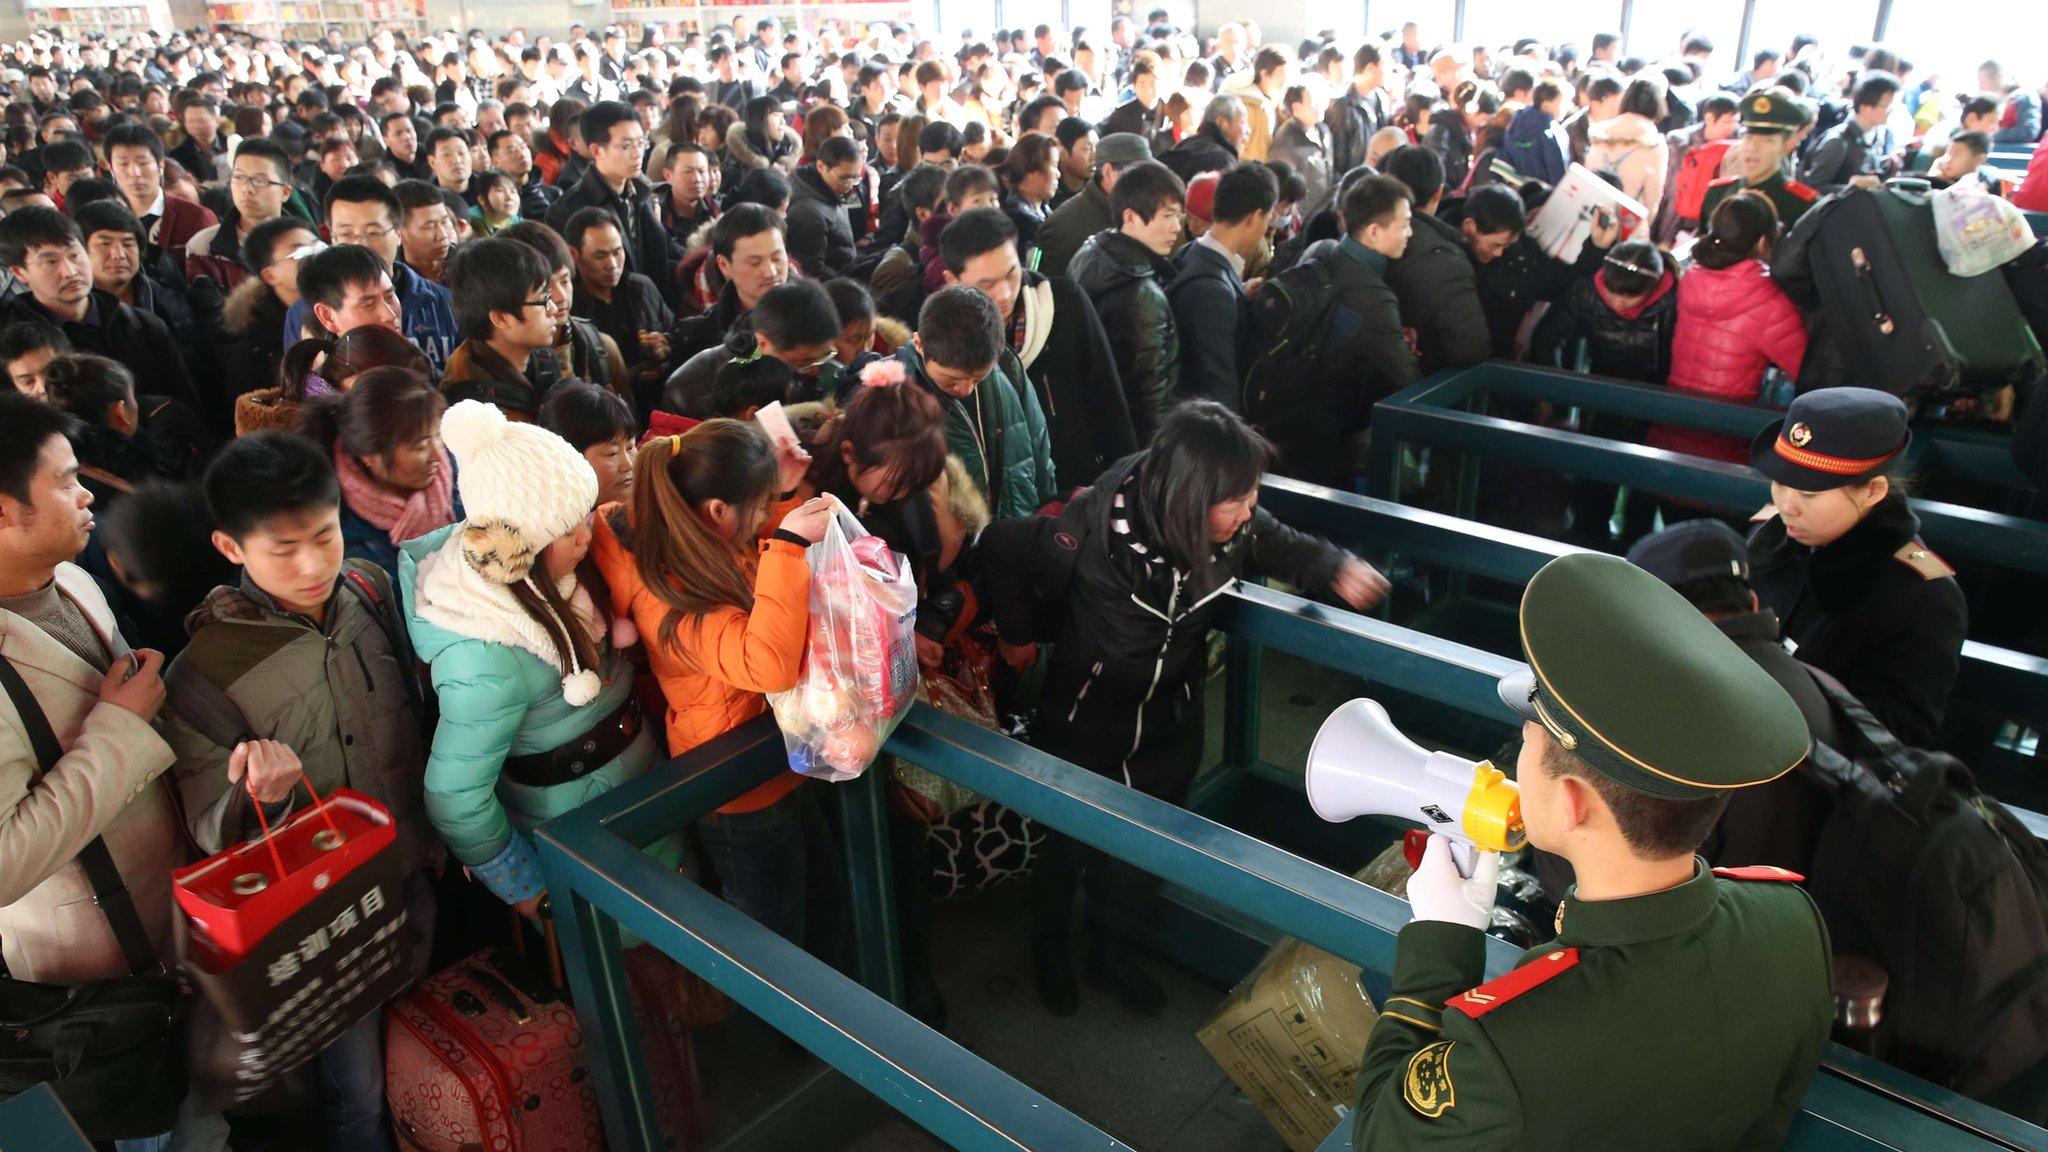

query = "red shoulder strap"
[[342, 567, 383, 607], [1712, 865, 1806, 883], [1449, 948, 1579, 1020]]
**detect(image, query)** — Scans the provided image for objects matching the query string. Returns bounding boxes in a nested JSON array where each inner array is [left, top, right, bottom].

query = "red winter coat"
[[2013, 145, 2048, 211], [1648, 258, 1806, 464]]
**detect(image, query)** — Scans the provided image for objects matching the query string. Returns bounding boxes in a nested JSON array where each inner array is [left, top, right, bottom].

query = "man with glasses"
[[440, 236, 568, 419], [786, 135, 860, 278], [184, 137, 303, 290], [279, 176, 460, 375], [546, 100, 674, 302]]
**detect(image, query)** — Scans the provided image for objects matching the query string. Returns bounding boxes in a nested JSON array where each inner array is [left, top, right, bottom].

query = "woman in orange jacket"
[[589, 419, 835, 943]]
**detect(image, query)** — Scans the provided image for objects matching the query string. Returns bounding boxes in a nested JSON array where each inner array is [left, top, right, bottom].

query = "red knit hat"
[[1185, 171, 1220, 223]]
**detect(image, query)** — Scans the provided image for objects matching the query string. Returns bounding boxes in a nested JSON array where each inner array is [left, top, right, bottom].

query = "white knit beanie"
[[440, 400, 605, 705]]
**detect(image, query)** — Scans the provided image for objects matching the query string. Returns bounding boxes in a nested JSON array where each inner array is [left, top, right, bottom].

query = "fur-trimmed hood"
[[221, 275, 277, 335], [872, 316, 912, 352], [233, 387, 302, 437], [725, 118, 796, 172]]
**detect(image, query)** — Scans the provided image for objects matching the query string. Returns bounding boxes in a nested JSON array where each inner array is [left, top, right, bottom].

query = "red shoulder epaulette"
[[1712, 865, 1805, 882], [1448, 948, 1579, 1020], [1785, 180, 1819, 201], [1707, 175, 1739, 187]]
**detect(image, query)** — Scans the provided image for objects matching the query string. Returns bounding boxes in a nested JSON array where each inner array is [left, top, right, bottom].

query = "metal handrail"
[[535, 583, 2048, 1150]]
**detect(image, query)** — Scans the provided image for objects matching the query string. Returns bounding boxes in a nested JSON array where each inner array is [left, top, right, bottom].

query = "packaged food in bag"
[[768, 502, 918, 781]]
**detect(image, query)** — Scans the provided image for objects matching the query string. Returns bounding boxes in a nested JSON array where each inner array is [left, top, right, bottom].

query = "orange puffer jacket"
[[589, 502, 809, 814]]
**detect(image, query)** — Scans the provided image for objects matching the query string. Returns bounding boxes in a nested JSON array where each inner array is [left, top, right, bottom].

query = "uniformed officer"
[[1351, 552, 1833, 1150], [1747, 386, 1968, 748], [1702, 88, 1820, 228]]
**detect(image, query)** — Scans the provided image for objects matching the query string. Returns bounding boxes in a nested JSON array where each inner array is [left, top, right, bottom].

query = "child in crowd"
[[41, 353, 213, 495], [1530, 238, 1679, 546], [164, 431, 437, 1150], [296, 367, 456, 581]]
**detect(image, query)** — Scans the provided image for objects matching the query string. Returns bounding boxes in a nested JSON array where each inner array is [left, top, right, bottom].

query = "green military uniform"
[[1351, 554, 1836, 1150], [1701, 88, 1821, 229]]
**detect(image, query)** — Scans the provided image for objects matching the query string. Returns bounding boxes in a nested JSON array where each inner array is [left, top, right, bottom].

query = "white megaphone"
[[1306, 698, 1527, 875]]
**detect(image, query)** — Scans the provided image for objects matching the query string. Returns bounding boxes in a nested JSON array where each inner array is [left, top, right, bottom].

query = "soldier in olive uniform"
[[1351, 553, 1834, 1150], [1702, 89, 1821, 229]]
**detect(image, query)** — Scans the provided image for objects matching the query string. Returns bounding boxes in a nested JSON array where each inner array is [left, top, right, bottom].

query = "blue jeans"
[[112, 1091, 230, 1152], [697, 789, 807, 945]]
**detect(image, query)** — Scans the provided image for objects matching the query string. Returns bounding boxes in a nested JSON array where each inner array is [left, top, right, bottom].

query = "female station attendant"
[[1747, 388, 1968, 748]]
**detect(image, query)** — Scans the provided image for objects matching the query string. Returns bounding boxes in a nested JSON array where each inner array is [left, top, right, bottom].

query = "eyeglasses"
[[609, 135, 650, 153], [230, 173, 290, 191], [330, 225, 395, 243]]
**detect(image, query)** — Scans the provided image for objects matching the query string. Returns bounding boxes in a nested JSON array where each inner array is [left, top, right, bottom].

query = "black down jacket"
[[980, 452, 1348, 794], [1067, 229, 1181, 443], [1528, 265, 1680, 383]]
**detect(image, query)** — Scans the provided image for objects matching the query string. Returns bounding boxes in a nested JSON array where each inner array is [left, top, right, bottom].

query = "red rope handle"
[[242, 757, 346, 881]]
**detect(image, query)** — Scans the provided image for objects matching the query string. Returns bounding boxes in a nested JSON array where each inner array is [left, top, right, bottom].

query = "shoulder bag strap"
[[341, 564, 421, 706], [0, 656, 163, 978]]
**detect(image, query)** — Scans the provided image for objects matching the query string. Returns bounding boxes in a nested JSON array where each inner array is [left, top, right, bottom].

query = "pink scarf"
[[333, 439, 456, 547]]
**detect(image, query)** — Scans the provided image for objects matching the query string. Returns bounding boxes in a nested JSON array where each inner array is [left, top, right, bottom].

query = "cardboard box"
[[1527, 163, 1650, 264], [1196, 937, 1380, 1152]]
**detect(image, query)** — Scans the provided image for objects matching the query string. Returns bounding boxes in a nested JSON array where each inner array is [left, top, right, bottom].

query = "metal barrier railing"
[[1253, 474, 2048, 811], [1360, 364, 2048, 576], [535, 579, 2048, 1152]]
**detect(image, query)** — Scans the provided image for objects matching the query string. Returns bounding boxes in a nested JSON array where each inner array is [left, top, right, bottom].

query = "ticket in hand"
[[756, 400, 799, 453]]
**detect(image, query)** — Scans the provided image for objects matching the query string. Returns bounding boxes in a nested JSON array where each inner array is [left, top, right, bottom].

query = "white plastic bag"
[[766, 502, 919, 782], [1930, 183, 2034, 278]]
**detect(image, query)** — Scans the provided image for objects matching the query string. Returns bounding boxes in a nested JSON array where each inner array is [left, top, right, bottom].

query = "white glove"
[[1406, 834, 1502, 930]]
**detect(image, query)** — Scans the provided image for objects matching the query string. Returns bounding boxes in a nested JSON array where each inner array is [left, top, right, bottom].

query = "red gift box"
[[173, 790, 399, 965]]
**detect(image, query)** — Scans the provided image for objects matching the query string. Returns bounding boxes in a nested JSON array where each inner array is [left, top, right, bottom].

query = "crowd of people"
[[0, 9, 2045, 1151]]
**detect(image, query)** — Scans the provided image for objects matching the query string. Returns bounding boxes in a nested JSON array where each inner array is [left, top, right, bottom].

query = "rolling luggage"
[[385, 944, 604, 1152], [1778, 183, 2045, 403], [386, 930, 705, 1151]]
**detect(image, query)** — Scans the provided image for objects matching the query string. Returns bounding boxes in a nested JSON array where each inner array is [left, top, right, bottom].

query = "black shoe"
[[1088, 943, 1166, 1017], [1032, 936, 1080, 1016]]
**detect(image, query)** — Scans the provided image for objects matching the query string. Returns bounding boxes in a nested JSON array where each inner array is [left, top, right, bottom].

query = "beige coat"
[[0, 563, 182, 984]]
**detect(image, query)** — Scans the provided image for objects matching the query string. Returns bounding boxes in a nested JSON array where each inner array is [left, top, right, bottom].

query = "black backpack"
[[1800, 666, 2048, 1099], [1242, 245, 1346, 426]]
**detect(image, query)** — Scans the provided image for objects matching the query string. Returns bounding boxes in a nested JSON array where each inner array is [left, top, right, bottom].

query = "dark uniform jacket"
[[546, 168, 675, 301], [981, 451, 1345, 795], [1067, 229, 1181, 443], [1701, 609, 1841, 874], [1384, 210, 1492, 373], [1353, 862, 1832, 1150], [1749, 496, 1967, 750], [1098, 97, 1168, 150]]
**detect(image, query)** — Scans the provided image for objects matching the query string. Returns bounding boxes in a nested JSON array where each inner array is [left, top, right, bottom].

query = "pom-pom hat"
[[437, 400, 605, 705], [441, 399, 601, 583]]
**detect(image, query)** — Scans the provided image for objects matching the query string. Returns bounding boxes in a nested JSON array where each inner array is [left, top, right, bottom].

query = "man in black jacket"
[[1098, 50, 1168, 149], [0, 207, 200, 418], [785, 137, 861, 279], [666, 204, 789, 382], [1159, 94, 1246, 183], [1326, 44, 1390, 176], [1379, 145, 1491, 373], [546, 101, 673, 303], [938, 207, 1137, 489], [566, 207, 674, 408], [1067, 161, 1186, 443], [1035, 132, 1152, 279], [1438, 185, 1614, 359], [488, 128, 562, 222], [1252, 175, 1418, 487], [1168, 162, 1275, 411]]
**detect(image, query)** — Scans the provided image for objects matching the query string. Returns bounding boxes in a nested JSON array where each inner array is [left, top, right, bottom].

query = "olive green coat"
[[1352, 860, 1833, 1150]]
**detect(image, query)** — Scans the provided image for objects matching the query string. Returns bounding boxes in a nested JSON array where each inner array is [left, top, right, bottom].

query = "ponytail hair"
[[629, 419, 782, 653], [806, 379, 947, 504], [1694, 189, 1780, 270]]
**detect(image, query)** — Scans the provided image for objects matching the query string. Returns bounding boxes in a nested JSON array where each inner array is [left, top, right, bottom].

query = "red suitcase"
[[386, 941, 702, 1152], [385, 945, 603, 1152]]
